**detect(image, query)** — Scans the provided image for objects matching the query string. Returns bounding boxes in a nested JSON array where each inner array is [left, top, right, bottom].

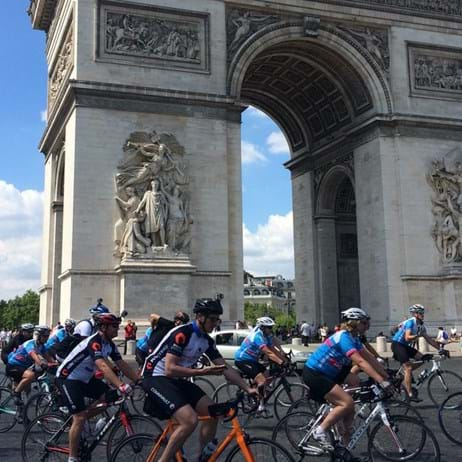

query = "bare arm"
[[213, 357, 255, 394], [95, 358, 124, 388], [261, 345, 284, 366], [404, 328, 419, 343], [422, 333, 442, 351], [164, 353, 224, 378], [115, 359, 140, 382], [350, 351, 387, 384], [359, 348, 388, 379]]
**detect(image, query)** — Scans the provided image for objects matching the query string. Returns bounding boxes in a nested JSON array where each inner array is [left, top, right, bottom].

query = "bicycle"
[[0, 385, 25, 432], [213, 361, 309, 424], [438, 390, 462, 446], [21, 394, 162, 461], [272, 383, 441, 461], [109, 392, 296, 462], [393, 352, 462, 407]]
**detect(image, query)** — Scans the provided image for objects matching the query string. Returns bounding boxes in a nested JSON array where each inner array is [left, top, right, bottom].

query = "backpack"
[[1, 334, 24, 365], [54, 319, 94, 358], [442, 331, 449, 341]]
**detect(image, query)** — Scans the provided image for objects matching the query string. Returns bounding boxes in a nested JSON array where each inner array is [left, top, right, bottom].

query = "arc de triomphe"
[[30, 0, 462, 332]]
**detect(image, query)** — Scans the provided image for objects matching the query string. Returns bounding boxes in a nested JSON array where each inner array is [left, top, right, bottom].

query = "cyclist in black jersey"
[[142, 296, 257, 462]]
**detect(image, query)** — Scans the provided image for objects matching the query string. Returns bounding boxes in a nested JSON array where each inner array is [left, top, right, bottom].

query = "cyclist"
[[391, 303, 446, 402], [302, 307, 391, 452], [1, 323, 34, 365], [6, 325, 53, 405], [45, 318, 76, 363], [234, 316, 288, 414], [74, 298, 110, 338], [135, 311, 190, 366], [142, 297, 257, 462], [55, 312, 138, 462]]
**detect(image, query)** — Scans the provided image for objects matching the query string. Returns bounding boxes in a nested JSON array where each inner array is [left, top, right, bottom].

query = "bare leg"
[[195, 395, 218, 453], [320, 385, 355, 436]]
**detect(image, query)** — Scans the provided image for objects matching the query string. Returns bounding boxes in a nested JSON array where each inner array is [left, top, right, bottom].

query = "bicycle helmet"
[[193, 298, 223, 315], [409, 304, 425, 315], [34, 325, 51, 336], [21, 323, 35, 332], [174, 311, 190, 324], [89, 298, 110, 315], [94, 313, 122, 326], [256, 316, 276, 328], [64, 318, 76, 329], [341, 307, 370, 321]]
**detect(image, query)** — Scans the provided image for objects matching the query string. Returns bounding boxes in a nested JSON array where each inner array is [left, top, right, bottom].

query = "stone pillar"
[[316, 216, 339, 327], [50, 201, 63, 325]]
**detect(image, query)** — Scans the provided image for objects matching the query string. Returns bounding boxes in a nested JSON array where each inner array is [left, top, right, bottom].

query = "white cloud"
[[243, 211, 294, 278], [40, 110, 47, 122], [0, 181, 43, 300], [246, 106, 270, 119], [241, 140, 267, 164], [266, 131, 290, 155]]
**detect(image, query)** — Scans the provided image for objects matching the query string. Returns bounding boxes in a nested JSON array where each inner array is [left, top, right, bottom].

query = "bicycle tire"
[[427, 369, 462, 408], [286, 397, 319, 415], [368, 415, 440, 462], [274, 382, 311, 420], [106, 414, 162, 460], [0, 386, 18, 433], [438, 391, 462, 446], [23, 391, 62, 428], [0, 371, 12, 388], [272, 410, 332, 460], [193, 377, 215, 397], [129, 383, 146, 415], [109, 433, 159, 462], [21, 412, 70, 462], [225, 437, 296, 462], [212, 382, 253, 429]]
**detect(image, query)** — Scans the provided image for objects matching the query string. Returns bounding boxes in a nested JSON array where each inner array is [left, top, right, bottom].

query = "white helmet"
[[256, 316, 276, 327], [409, 304, 425, 315], [341, 307, 370, 321]]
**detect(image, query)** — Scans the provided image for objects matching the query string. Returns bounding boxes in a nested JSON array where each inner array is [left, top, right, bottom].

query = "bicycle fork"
[[378, 407, 407, 455]]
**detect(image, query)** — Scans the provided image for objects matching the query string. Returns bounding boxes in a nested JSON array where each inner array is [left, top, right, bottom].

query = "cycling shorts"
[[56, 377, 108, 414], [302, 365, 351, 403], [142, 376, 206, 420], [235, 360, 266, 379], [5, 364, 27, 383], [391, 341, 418, 364]]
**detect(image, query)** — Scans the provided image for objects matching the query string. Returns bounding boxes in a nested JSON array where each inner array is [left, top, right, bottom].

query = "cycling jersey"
[[45, 328, 68, 350], [234, 327, 273, 362], [8, 339, 46, 368], [74, 318, 96, 338], [305, 330, 363, 380], [56, 332, 122, 383], [142, 321, 222, 377], [392, 317, 420, 346], [136, 327, 153, 353]]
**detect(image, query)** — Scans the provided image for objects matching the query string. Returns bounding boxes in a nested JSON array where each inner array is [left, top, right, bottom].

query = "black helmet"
[[193, 298, 223, 315]]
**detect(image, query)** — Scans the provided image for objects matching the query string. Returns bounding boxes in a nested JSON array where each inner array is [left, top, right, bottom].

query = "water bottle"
[[94, 416, 107, 434], [198, 438, 218, 462]]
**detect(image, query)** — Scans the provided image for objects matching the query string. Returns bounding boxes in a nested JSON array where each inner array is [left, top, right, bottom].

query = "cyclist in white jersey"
[[56, 313, 138, 462]]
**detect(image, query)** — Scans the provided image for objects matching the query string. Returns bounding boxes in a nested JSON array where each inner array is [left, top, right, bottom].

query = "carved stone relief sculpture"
[[49, 24, 73, 110], [427, 152, 462, 264], [114, 131, 192, 260], [338, 25, 390, 73], [226, 9, 279, 60], [99, 2, 209, 72]]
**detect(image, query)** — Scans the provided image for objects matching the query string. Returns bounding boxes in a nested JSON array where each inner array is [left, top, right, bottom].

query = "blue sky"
[[0, 2, 294, 300]]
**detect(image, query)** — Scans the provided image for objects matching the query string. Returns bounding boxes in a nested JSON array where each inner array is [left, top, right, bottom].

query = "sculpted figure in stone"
[[136, 178, 168, 249], [114, 187, 150, 258]]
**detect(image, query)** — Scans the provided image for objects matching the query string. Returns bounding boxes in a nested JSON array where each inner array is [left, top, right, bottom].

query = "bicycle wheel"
[[109, 433, 158, 462], [129, 384, 146, 415], [106, 414, 162, 460], [193, 377, 216, 397], [226, 437, 296, 462], [0, 386, 18, 432], [286, 397, 319, 415], [273, 382, 311, 420], [212, 382, 253, 429], [23, 391, 60, 427], [0, 371, 12, 388], [272, 410, 332, 460], [21, 413, 70, 462], [427, 370, 462, 408], [438, 391, 462, 445], [368, 415, 440, 462]]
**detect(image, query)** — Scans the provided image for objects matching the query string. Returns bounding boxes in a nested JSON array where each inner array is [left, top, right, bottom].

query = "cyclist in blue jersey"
[[391, 304, 444, 401], [45, 318, 76, 362], [135, 322, 153, 366], [235, 316, 288, 413], [302, 308, 391, 452], [7, 325, 53, 404]]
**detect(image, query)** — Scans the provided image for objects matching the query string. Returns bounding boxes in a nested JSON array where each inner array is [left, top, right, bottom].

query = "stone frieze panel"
[[48, 22, 73, 112], [98, 1, 209, 72], [409, 45, 462, 100]]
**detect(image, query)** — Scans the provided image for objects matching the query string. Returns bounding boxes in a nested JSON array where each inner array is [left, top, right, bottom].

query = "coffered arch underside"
[[229, 23, 392, 154]]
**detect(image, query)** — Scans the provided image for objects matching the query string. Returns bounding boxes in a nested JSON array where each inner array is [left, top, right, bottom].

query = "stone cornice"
[[28, 0, 58, 31], [39, 80, 242, 156]]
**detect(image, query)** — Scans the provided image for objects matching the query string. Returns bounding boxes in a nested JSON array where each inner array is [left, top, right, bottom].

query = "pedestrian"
[[436, 326, 449, 350], [320, 323, 329, 343], [123, 320, 137, 355], [450, 326, 458, 340], [300, 320, 310, 346]]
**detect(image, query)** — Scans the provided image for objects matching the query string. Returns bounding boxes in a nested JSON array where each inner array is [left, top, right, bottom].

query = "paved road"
[[1, 358, 461, 461]]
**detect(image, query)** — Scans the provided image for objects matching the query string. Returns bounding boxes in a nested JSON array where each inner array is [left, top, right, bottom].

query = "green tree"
[[0, 290, 40, 329], [244, 302, 296, 330]]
